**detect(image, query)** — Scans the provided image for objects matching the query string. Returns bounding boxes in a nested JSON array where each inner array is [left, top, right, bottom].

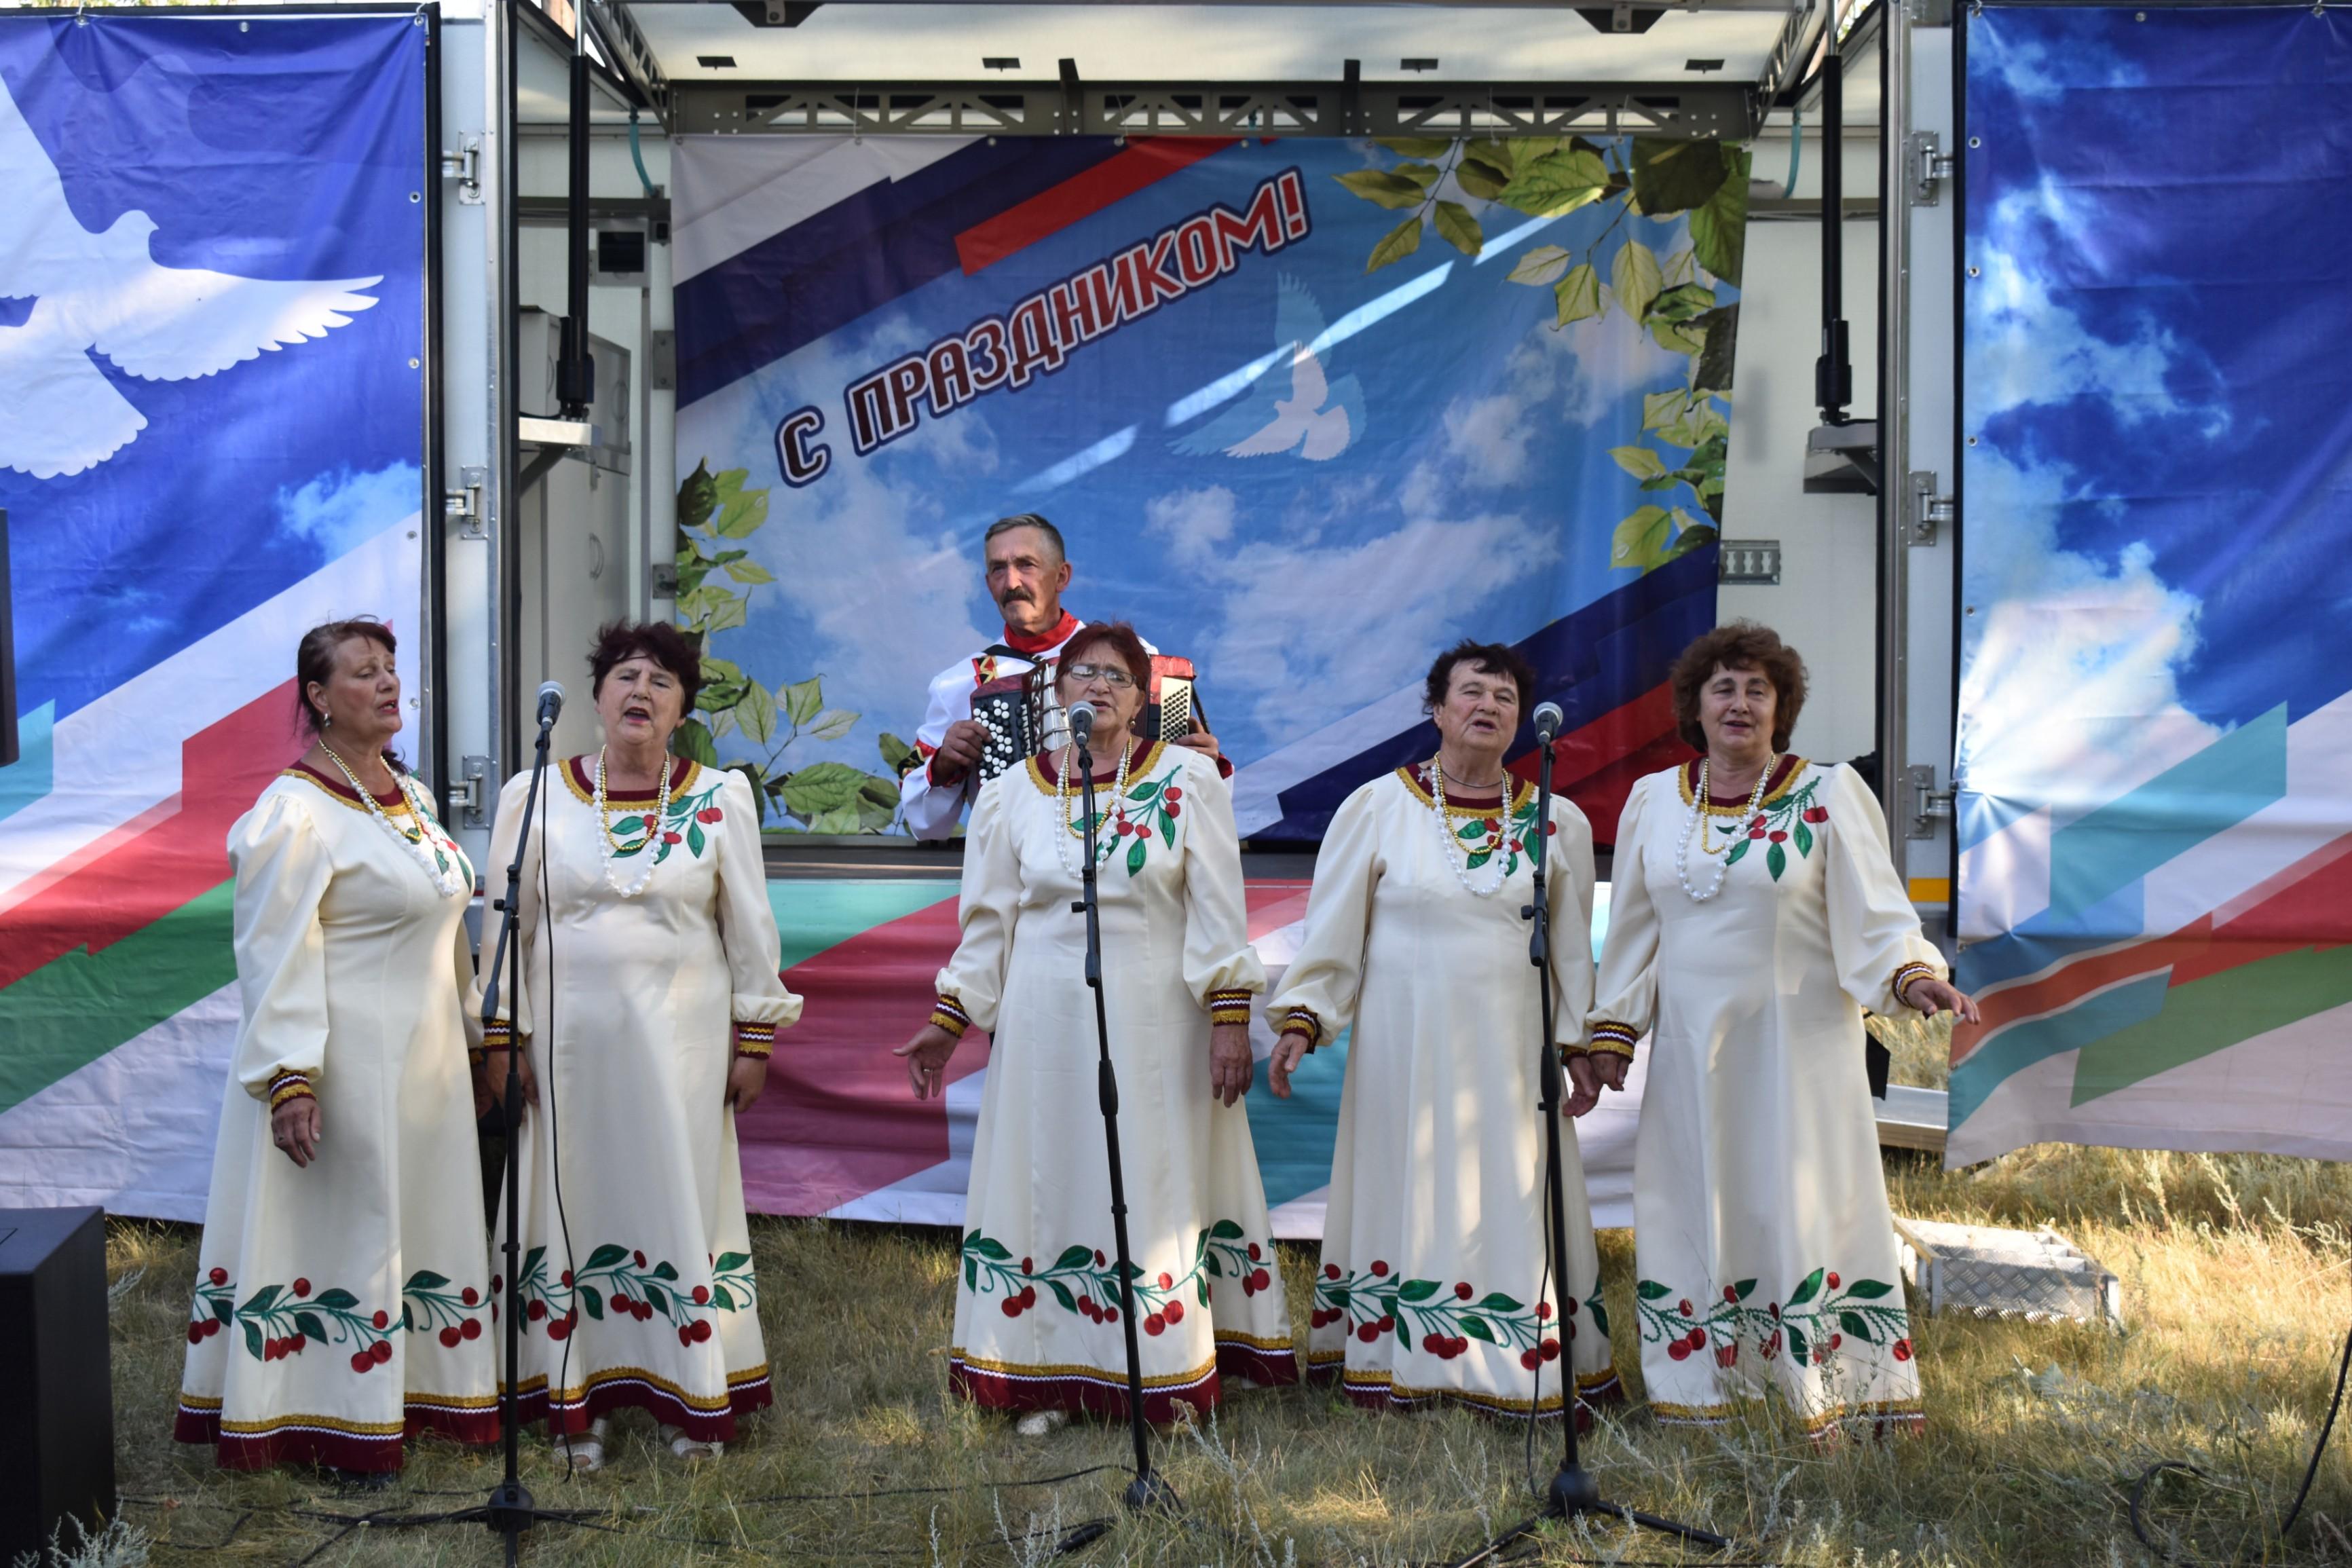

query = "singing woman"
[[176, 620, 496, 1478], [479, 620, 799, 1468], [895, 621, 1295, 1434], [1263, 641, 1618, 1420], [1582, 622, 1977, 1436]]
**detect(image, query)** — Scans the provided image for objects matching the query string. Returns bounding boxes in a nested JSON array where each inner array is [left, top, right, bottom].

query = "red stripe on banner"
[[736, 875, 1321, 1216], [1951, 826, 2352, 1067], [1244, 880, 1311, 941], [0, 684, 299, 993], [1508, 683, 1694, 847], [736, 896, 987, 1215], [955, 137, 1242, 275]]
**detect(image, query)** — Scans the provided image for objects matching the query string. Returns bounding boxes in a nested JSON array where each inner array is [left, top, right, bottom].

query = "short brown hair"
[[589, 620, 704, 711], [1668, 621, 1807, 751], [1423, 639, 1535, 716], [1057, 621, 1152, 697], [295, 618, 397, 737]]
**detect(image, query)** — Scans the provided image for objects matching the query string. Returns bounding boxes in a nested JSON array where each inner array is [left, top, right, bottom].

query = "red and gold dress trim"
[[1022, 740, 1168, 799], [558, 755, 705, 808], [1890, 961, 1940, 1010], [1207, 988, 1255, 1027], [265, 1070, 315, 1110], [281, 762, 412, 815], [930, 994, 973, 1039], [733, 1020, 777, 1059], [1586, 1022, 1640, 1060], [1394, 764, 1533, 819], [1675, 755, 1807, 817]]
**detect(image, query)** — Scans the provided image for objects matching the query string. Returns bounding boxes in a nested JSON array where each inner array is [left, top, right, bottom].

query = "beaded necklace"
[[1053, 739, 1133, 880], [595, 747, 673, 899], [1427, 755, 1514, 899], [318, 745, 466, 898], [1675, 753, 1776, 903]]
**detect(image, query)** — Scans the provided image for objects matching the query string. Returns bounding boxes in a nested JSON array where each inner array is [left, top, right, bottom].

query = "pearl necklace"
[[1675, 753, 1776, 903], [318, 745, 466, 898], [594, 747, 672, 899], [1428, 756, 1514, 899], [1053, 739, 1132, 880]]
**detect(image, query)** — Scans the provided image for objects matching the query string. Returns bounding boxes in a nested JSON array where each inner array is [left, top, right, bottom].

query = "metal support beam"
[[672, 79, 1758, 137], [1876, 0, 1914, 837]]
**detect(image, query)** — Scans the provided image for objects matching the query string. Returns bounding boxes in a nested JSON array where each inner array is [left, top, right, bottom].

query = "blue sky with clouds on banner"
[[0, 14, 425, 724], [677, 137, 1723, 774], [1958, 5, 2352, 846]]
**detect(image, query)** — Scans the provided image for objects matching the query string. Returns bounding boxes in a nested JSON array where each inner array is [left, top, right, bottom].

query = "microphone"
[[536, 681, 565, 728], [1067, 702, 1097, 750], [1533, 701, 1564, 744]]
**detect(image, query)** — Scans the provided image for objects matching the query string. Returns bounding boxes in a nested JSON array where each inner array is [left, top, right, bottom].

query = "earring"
[[320, 710, 332, 730]]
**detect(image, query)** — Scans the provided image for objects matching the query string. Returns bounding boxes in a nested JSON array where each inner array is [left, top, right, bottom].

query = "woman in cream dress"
[[176, 620, 496, 1476], [481, 620, 799, 1468], [896, 622, 1295, 1433], [1265, 641, 1618, 1421], [1580, 622, 1977, 1436]]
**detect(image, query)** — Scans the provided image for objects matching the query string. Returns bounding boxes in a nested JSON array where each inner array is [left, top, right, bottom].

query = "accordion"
[[967, 651, 1201, 784]]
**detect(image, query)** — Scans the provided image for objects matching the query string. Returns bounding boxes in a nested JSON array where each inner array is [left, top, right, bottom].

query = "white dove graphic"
[[0, 75, 383, 480], [1172, 276, 1367, 463]]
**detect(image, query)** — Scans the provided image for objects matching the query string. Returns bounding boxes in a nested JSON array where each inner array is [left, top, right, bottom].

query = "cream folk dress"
[[1265, 765, 1620, 1420], [480, 757, 800, 1444], [932, 741, 1296, 1421], [1588, 759, 1943, 1435], [176, 764, 497, 1472]]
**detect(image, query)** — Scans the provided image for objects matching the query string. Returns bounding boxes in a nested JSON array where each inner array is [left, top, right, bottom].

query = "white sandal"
[[657, 1423, 724, 1461], [1015, 1409, 1070, 1438], [555, 1417, 608, 1474]]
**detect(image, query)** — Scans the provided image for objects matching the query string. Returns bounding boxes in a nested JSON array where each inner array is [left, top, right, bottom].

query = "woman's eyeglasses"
[[1064, 662, 1138, 690]]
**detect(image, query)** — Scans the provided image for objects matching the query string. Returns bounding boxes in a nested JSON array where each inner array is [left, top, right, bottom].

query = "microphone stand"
[[1450, 717, 1725, 1567], [1070, 721, 1179, 1517], [460, 701, 597, 1565]]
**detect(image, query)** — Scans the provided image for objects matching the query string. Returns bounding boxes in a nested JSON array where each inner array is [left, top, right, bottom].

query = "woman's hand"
[[1904, 977, 1981, 1025], [1564, 1051, 1628, 1119], [726, 1053, 768, 1114], [1210, 1021, 1254, 1106], [483, 1045, 540, 1122], [895, 1024, 960, 1100], [271, 1097, 322, 1168], [1267, 1029, 1313, 1100]]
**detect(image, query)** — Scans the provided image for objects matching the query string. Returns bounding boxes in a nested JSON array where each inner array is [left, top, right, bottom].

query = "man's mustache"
[[997, 587, 1033, 605]]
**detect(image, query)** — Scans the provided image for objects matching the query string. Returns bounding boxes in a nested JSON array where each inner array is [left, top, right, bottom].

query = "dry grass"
[[102, 1144, 2352, 1567]]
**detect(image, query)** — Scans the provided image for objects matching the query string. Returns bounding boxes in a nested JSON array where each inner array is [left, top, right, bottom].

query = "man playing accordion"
[[899, 512, 1222, 840]]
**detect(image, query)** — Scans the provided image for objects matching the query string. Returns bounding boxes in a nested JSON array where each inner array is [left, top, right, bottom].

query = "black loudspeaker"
[[0, 507, 17, 768], [0, 1208, 115, 1559]]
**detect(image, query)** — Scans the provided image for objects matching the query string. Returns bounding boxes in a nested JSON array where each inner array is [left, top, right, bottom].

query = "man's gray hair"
[[984, 512, 1066, 563]]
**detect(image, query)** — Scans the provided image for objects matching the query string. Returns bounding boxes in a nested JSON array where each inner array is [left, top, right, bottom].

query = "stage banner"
[[1950, 5, 2352, 1164], [740, 876, 1645, 1235], [0, 12, 429, 1218], [669, 132, 1743, 844]]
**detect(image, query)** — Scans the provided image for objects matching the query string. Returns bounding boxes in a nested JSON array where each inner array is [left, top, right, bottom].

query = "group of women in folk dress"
[[177, 617, 793, 1480], [179, 609, 1973, 1483]]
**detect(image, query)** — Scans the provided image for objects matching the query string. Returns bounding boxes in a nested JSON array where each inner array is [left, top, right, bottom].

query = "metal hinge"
[[441, 136, 483, 205], [1909, 130, 1955, 206], [1906, 471, 1954, 545], [453, 755, 490, 830], [1905, 764, 1956, 840], [446, 466, 487, 539]]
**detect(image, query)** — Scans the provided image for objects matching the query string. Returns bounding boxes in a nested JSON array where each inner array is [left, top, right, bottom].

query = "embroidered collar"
[[1395, 763, 1533, 818], [1677, 755, 1807, 814], [560, 754, 703, 806], [1002, 610, 1081, 657], [284, 761, 411, 814], [1025, 739, 1167, 797]]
